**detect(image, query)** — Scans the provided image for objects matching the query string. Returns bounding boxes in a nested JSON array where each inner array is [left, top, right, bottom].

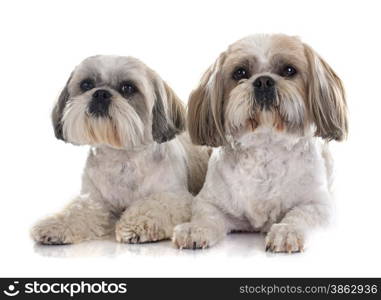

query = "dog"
[[173, 34, 348, 253], [31, 55, 209, 245]]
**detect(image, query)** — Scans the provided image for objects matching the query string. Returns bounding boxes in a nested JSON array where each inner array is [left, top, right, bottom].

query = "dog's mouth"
[[246, 108, 285, 133], [85, 116, 124, 148], [247, 118, 258, 131]]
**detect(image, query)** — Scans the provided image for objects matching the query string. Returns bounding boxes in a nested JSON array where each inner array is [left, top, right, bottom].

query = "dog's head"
[[52, 55, 185, 149], [188, 34, 348, 146]]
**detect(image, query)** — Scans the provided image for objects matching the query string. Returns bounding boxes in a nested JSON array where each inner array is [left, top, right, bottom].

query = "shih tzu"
[[31, 55, 209, 245], [173, 34, 348, 253]]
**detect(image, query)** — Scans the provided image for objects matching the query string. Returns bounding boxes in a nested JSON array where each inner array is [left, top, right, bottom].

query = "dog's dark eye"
[[119, 82, 137, 97], [232, 67, 250, 81], [281, 66, 297, 77], [80, 79, 95, 92]]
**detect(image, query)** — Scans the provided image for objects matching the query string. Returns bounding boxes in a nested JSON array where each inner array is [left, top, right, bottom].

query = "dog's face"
[[52, 55, 185, 149], [188, 34, 348, 146]]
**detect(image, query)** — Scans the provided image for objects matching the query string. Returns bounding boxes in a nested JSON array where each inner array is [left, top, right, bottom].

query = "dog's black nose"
[[89, 89, 112, 117], [253, 76, 275, 89], [93, 89, 112, 101], [253, 76, 276, 109]]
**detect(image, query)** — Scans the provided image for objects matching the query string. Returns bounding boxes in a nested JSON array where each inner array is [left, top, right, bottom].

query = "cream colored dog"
[[31, 55, 209, 245], [173, 34, 347, 253]]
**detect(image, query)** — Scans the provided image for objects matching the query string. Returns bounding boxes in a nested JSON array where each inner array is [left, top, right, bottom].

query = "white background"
[[0, 0, 380, 277]]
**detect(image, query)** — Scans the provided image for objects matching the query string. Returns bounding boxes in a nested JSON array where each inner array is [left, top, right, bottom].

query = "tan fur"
[[86, 117, 123, 148], [304, 44, 348, 141], [178, 134, 210, 195], [163, 81, 186, 132], [187, 52, 227, 147], [274, 111, 285, 131]]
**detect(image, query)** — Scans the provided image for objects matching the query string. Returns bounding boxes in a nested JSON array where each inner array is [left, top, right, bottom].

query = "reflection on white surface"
[[4, 226, 380, 277], [33, 233, 271, 259]]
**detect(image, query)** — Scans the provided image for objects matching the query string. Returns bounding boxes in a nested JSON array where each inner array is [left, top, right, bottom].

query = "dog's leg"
[[31, 196, 115, 245], [265, 196, 330, 253], [172, 199, 230, 249], [115, 192, 192, 243]]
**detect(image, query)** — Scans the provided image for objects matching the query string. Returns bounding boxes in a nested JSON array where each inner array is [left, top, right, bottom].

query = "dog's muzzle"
[[88, 89, 112, 117], [253, 76, 276, 110]]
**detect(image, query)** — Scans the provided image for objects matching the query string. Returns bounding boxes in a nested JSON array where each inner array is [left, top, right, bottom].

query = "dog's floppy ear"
[[187, 52, 227, 147], [304, 44, 348, 141], [152, 77, 186, 143], [51, 75, 73, 141]]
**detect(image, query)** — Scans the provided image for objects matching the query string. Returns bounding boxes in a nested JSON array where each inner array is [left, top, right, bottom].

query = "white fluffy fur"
[[32, 138, 197, 244], [174, 127, 332, 252], [173, 34, 347, 253], [31, 56, 208, 245]]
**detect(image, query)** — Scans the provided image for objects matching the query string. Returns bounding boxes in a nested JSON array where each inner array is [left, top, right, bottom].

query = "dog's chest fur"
[[206, 129, 329, 230], [83, 142, 188, 209]]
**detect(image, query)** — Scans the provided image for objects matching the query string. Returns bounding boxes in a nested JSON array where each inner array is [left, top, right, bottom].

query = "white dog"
[[31, 55, 209, 245], [173, 34, 348, 253]]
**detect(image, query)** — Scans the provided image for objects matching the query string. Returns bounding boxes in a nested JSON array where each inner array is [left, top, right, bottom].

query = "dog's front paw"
[[115, 216, 168, 244], [265, 223, 304, 253], [172, 222, 219, 250], [31, 217, 72, 245]]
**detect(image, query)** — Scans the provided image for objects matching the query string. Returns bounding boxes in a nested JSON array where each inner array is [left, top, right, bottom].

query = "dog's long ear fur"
[[304, 44, 348, 141], [152, 78, 186, 143], [52, 75, 72, 141], [187, 52, 227, 147]]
